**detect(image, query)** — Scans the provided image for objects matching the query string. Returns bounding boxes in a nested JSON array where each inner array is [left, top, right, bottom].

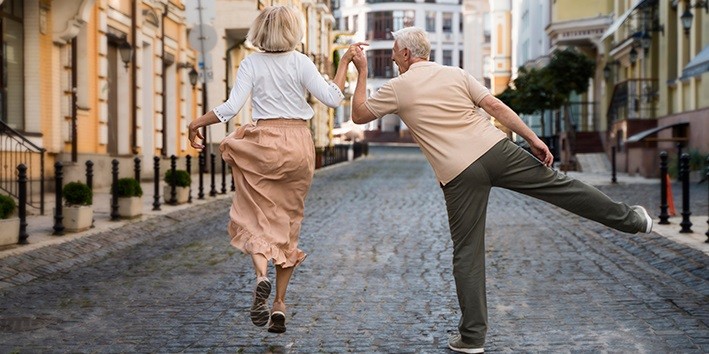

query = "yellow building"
[[0, 0, 197, 204], [602, 0, 708, 176]]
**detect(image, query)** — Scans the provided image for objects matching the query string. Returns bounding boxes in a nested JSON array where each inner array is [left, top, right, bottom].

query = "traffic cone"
[[665, 174, 676, 217]]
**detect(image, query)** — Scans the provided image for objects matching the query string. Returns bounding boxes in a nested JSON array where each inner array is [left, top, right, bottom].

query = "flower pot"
[[118, 196, 143, 218], [0, 217, 20, 246], [163, 185, 189, 205], [62, 205, 93, 232]]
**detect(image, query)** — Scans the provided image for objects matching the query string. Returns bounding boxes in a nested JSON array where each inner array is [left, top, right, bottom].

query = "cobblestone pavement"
[[0, 146, 707, 353]]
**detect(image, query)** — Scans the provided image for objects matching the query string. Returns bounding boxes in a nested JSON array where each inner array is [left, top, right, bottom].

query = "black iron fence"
[[0, 121, 45, 214]]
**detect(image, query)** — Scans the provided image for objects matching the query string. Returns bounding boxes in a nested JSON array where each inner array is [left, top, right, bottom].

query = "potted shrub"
[[163, 169, 190, 204], [116, 177, 143, 218], [0, 194, 19, 246], [62, 181, 93, 232]]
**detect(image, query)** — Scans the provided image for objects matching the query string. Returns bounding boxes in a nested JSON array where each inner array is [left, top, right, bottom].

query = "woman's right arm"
[[188, 59, 253, 150]]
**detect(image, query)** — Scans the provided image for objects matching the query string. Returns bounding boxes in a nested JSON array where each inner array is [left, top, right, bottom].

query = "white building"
[[333, 0, 466, 138]]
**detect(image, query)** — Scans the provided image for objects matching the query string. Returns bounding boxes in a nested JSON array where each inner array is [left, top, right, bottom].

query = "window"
[[430, 49, 435, 62], [353, 14, 359, 33], [443, 50, 452, 66], [442, 12, 453, 33], [393, 10, 415, 31], [367, 12, 393, 40], [367, 49, 396, 78], [0, 0, 24, 129], [459, 50, 463, 68], [425, 11, 436, 32]]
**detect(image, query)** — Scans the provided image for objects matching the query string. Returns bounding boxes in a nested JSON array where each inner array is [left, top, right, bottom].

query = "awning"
[[680, 45, 709, 79], [626, 122, 689, 143], [600, 0, 648, 41]]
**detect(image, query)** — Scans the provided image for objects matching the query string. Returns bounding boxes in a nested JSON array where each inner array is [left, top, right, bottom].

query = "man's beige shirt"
[[365, 61, 507, 185]]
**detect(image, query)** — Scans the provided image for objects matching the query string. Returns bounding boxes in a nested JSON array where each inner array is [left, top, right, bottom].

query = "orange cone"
[[666, 174, 676, 217]]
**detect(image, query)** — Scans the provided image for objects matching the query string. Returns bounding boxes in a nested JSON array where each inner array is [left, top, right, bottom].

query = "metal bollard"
[[210, 153, 217, 197], [221, 157, 226, 194], [611, 146, 618, 183], [17, 164, 28, 244], [53, 161, 65, 236], [679, 153, 692, 233], [169, 155, 177, 205], [111, 160, 120, 220], [186, 155, 192, 203], [134, 157, 141, 182], [152, 156, 161, 211], [658, 151, 670, 224], [198, 151, 205, 199], [86, 160, 94, 191]]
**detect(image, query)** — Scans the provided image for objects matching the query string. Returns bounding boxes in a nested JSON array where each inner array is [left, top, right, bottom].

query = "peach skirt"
[[219, 119, 314, 268]]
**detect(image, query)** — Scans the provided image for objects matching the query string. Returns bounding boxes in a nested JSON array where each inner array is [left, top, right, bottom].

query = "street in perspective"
[[0, 146, 707, 353]]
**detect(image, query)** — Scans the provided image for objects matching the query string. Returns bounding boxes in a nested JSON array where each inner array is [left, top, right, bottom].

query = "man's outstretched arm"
[[350, 50, 378, 124]]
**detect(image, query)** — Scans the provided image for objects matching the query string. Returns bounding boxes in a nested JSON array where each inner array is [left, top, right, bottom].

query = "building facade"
[[0, 0, 197, 196], [333, 0, 467, 140]]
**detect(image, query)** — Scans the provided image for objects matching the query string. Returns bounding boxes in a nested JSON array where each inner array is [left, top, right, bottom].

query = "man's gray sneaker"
[[448, 334, 484, 353], [632, 205, 653, 233]]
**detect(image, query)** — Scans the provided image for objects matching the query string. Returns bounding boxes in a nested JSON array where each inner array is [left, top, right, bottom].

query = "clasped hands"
[[341, 42, 369, 71]]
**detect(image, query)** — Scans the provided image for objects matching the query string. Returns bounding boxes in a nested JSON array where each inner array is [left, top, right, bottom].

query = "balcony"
[[606, 79, 659, 126]]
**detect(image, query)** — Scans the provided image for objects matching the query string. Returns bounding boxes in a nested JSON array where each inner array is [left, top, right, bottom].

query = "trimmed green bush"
[[63, 181, 93, 206], [164, 169, 191, 187], [0, 194, 16, 219], [116, 178, 143, 197]]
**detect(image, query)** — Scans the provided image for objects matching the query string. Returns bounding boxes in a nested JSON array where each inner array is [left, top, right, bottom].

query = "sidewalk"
[[2, 167, 708, 259], [0, 173, 233, 259]]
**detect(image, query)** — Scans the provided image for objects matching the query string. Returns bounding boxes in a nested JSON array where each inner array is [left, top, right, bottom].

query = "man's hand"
[[341, 42, 368, 64], [352, 47, 368, 72], [529, 137, 553, 167]]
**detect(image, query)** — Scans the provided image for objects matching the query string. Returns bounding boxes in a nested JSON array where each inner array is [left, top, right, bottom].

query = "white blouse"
[[213, 51, 344, 122]]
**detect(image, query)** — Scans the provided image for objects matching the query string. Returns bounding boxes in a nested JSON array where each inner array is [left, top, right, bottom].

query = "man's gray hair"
[[392, 27, 431, 60]]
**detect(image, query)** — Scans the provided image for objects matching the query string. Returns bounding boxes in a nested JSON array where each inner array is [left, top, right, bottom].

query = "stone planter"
[[62, 205, 93, 232], [0, 217, 20, 246], [118, 196, 143, 219], [163, 185, 189, 205]]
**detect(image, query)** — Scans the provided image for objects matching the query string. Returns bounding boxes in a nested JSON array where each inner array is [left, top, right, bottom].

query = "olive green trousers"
[[441, 139, 646, 346]]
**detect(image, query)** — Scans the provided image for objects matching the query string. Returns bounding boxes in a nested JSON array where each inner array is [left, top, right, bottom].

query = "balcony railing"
[[567, 101, 600, 133], [607, 79, 658, 126], [0, 120, 46, 214]]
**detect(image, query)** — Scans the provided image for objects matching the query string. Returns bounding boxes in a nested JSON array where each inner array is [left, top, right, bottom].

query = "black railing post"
[[153, 156, 161, 211], [221, 157, 226, 194], [170, 155, 177, 205], [659, 151, 670, 224], [134, 157, 141, 181], [17, 164, 28, 244], [210, 153, 217, 197], [611, 146, 617, 184], [679, 153, 692, 233], [198, 151, 205, 199], [186, 155, 192, 203], [85, 161, 94, 191], [111, 159, 119, 220], [53, 161, 64, 236]]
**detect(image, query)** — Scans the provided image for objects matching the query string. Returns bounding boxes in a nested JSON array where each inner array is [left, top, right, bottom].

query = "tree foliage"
[[496, 48, 595, 114]]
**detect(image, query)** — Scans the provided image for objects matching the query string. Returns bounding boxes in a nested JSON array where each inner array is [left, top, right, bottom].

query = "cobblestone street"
[[0, 146, 707, 353]]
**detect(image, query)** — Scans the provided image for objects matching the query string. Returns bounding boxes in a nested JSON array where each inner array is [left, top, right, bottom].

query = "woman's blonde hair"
[[248, 5, 303, 52], [392, 27, 431, 60]]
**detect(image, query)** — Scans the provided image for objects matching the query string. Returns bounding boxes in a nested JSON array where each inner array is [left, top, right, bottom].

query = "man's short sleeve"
[[364, 81, 398, 118], [466, 74, 491, 106]]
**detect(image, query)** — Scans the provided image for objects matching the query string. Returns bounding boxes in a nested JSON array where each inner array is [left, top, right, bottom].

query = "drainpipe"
[[131, 0, 138, 155], [161, 3, 167, 156], [71, 37, 78, 163]]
